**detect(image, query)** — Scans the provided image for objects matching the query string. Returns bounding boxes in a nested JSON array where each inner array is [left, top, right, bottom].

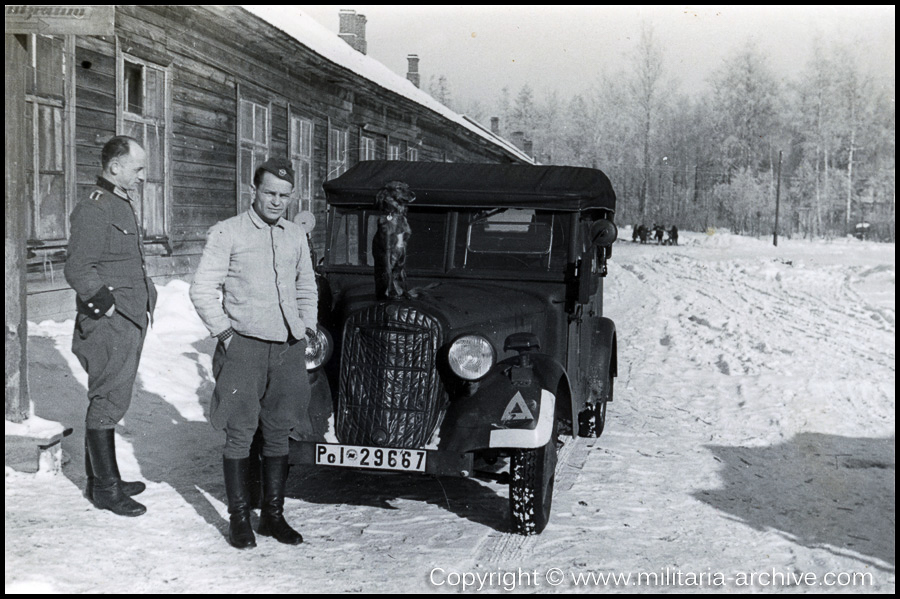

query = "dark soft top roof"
[[323, 161, 616, 213]]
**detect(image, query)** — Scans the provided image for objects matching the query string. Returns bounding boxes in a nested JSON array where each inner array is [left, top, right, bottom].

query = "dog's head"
[[375, 181, 416, 214]]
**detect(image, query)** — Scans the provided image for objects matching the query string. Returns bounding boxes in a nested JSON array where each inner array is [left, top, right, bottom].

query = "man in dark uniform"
[[64, 136, 158, 517]]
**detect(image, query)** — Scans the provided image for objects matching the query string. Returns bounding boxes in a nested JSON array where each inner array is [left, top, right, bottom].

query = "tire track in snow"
[[622, 248, 893, 379], [473, 435, 593, 563]]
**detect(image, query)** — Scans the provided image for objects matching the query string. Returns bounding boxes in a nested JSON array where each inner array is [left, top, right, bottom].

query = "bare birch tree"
[[627, 22, 667, 219]]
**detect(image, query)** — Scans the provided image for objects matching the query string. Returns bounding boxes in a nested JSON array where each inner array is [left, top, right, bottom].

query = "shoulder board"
[[90, 190, 104, 201]]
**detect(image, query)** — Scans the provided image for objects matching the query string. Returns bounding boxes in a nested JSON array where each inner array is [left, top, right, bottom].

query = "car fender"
[[589, 317, 617, 403], [439, 352, 571, 452], [522, 352, 576, 436]]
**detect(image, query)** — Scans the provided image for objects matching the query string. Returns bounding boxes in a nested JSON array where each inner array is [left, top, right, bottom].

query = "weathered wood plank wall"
[[27, 5, 526, 320]]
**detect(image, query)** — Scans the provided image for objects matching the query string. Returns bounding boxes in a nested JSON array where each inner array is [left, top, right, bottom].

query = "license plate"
[[315, 443, 427, 472]]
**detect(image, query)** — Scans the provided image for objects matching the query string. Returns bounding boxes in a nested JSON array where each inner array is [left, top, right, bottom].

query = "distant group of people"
[[632, 224, 678, 246]]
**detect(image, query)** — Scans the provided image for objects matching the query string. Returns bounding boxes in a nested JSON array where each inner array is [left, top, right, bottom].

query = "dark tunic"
[[64, 177, 157, 428], [64, 177, 157, 327]]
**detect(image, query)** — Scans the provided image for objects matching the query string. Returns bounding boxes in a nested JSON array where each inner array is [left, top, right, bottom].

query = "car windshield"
[[327, 207, 569, 275], [463, 209, 553, 267]]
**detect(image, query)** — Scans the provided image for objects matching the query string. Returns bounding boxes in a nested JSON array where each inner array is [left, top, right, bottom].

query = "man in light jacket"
[[190, 159, 317, 549]]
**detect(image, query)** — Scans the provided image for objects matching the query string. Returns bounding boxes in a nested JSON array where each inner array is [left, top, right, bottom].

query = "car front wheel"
[[508, 423, 558, 535]]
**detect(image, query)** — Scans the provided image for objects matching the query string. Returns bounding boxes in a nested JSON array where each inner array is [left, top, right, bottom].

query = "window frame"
[[235, 89, 272, 213], [327, 126, 349, 180], [115, 44, 172, 241], [360, 135, 376, 161], [24, 33, 75, 247], [289, 110, 314, 213]]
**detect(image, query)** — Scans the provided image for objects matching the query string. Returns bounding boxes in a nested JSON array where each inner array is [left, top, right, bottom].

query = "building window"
[[290, 114, 313, 212], [238, 97, 270, 212], [118, 54, 170, 239], [388, 143, 401, 161], [360, 136, 376, 161], [328, 127, 348, 180], [124, 61, 143, 114], [24, 34, 72, 244], [408, 147, 419, 162]]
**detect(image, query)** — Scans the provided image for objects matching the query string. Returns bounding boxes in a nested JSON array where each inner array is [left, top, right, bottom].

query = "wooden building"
[[18, 6, 532, 321]]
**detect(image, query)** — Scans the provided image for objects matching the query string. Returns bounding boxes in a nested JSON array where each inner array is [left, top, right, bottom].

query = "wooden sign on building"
[[5, 6, 114, 35]]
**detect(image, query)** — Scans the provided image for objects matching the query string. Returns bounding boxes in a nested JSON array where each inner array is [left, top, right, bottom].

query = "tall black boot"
[[85, 428, 146, 517], [223, 457, 257, 549], [257, 455, 303, 545], [84, 436, 145, 503], [247, 428, 264, 510]]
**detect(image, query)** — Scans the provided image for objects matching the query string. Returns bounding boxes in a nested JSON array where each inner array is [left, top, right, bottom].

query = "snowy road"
[[7, 230, 895, 593]]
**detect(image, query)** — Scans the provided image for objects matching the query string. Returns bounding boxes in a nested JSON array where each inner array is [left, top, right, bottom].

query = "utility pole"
[[773, 150, 783, 246]]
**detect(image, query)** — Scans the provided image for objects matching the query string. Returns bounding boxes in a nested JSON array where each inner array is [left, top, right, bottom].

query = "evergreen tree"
[[427, 74, 454, 109], [510, 83, 537, 135]]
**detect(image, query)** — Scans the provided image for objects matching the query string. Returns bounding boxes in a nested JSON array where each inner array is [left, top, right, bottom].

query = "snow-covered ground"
[[6, 229, 895, 593]]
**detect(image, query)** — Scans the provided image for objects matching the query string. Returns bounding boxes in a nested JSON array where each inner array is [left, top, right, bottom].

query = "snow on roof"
[[240, 6, 534, 164]]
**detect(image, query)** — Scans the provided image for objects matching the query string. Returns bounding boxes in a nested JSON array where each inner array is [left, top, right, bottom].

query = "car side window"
[[328, 208, 447, 271], [329, 209, 365, 266]]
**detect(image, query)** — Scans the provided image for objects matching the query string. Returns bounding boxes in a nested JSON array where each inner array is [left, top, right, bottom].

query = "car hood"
[[334, 278, 561, 334]]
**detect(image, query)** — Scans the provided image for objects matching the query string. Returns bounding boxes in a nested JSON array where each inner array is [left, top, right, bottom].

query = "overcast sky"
[[297, 5, 895, 110]]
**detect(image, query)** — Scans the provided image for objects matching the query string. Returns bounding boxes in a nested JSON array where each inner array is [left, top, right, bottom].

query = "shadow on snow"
[[285, 462, 511, 533], [696, 432, 895, 570], [30, 335, 231, 540], [29, 335, 511, 539]]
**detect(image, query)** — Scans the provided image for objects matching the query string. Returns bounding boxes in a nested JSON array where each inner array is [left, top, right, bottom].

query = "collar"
[[96, 176, 130, 201], [247, 206, 286, 230]]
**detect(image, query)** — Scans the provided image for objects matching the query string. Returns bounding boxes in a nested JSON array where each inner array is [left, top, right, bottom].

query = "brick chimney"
[[338, 9, 367, 54], [490, 117, 500, 135], [510, 131, 525, 151], [406, 54, 420, 88]]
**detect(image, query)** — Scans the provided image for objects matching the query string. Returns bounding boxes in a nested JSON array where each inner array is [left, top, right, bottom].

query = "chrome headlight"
[[447, 335, 496, 380], [305, 326, 333, 371]]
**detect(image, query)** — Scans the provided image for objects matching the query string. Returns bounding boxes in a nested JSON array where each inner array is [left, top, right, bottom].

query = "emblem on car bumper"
[[501, 391, 535, 422], [489, 390, 555, 449]]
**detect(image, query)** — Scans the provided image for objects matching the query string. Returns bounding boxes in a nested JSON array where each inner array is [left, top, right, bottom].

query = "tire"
[[594, 391, 608, 437], [509, 419, 558, 535], [594, 372, 611, 437], [578, 370, 612, 438]]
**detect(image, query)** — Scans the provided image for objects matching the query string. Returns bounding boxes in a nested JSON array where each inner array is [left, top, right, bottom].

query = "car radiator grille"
[[337, 304, 445, 449]]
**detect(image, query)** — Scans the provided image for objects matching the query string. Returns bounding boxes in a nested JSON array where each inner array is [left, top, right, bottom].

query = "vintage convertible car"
[[293, 161, 618, 535]]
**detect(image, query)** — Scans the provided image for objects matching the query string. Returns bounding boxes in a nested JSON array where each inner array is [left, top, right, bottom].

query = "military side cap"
[[257, 159, 295, 184]]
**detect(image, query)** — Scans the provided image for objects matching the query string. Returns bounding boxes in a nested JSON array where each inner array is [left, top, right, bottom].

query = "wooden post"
[[5, 9, 115, 424], [773, 150, 783, 247], [5, 34, 29, 422]]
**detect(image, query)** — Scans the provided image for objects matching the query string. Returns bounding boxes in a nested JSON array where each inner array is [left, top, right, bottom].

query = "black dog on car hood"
[[373, 181, 416, 299]]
